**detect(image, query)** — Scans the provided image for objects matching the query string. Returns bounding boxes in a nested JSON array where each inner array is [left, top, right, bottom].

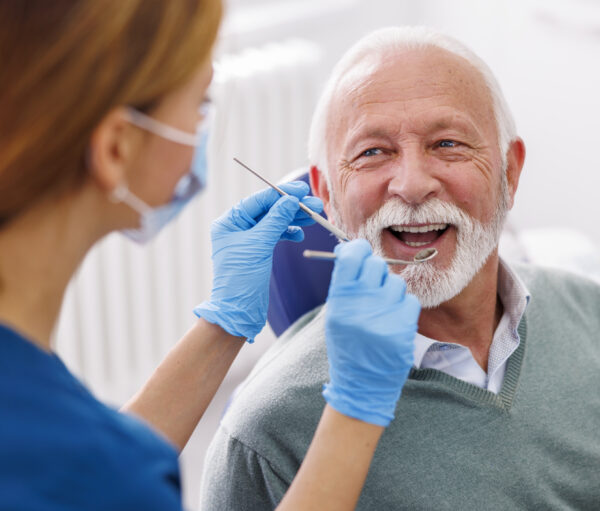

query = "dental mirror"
[[303, 247, 437, 266]]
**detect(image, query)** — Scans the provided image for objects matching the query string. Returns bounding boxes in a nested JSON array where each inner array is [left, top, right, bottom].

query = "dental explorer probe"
[[303, 248, 437, 266], [234, 157, 438, 265], [233, 158, 350, 241]]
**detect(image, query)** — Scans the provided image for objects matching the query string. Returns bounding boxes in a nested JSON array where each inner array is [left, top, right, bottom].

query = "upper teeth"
[[390, 223, 448, 233]]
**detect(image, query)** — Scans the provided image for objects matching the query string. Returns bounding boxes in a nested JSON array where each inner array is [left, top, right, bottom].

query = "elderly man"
[[200, 27, 600, 510]]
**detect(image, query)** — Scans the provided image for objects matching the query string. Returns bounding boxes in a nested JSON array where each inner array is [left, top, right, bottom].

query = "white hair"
[[308, 26, 517, 182]]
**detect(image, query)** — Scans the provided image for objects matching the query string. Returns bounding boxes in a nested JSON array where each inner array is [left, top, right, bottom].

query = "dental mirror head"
[[413, 248, 437, 263]]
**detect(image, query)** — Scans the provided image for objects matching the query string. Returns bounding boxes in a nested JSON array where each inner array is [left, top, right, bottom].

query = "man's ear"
[[309, 165, 332, 218], [88, 107, 140, 193], [504, 137, 526, 209]]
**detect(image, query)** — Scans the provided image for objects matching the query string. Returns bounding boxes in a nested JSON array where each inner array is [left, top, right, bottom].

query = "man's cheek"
[[350, 184, 383, 219], [348, 197, 376, 228], [336, 198, 359, 228]]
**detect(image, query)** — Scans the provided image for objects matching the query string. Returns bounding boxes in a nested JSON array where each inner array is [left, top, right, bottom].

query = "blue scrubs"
[[0, 323, 183, 510]]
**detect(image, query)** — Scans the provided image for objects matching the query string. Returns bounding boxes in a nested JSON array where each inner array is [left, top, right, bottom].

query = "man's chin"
[[356, 235, 457, 307], [400, 262, 472, 309]]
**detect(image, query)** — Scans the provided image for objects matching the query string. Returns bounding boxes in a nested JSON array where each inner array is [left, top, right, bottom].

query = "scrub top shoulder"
[[0, 323, 183, 511]]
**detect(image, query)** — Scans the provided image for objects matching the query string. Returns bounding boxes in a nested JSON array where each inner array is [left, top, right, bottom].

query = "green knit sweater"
[[199, 264, 600, 510]]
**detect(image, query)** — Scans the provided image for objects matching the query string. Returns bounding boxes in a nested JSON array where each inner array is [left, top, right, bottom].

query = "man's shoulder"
[[512, 261, 600, 302], [511, 262, 600, 330], [219, 306, 329, 465], [512, 261, 600, 290]]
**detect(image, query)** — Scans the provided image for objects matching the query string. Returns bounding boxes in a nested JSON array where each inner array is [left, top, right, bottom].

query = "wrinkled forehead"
[[328, 46, 497, 153]]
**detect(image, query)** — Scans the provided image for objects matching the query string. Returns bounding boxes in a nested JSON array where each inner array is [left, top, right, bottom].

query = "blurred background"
[[51, 0, 600, 508]]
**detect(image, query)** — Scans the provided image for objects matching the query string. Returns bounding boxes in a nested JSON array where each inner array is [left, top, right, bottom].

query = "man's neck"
[[417, 254, 503, 372]]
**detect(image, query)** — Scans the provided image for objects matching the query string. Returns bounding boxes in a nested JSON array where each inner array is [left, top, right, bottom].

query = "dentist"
[[0, 1, 420, 510]]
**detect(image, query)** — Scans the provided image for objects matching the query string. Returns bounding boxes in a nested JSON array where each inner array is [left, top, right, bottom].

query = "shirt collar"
[[497, 257, 531, 326], [412, 257, 531, 368], [413, 333, 438, 368]]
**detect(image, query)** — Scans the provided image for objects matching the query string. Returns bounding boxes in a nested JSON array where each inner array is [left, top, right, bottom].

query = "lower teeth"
[[405, 241, 429, 247]]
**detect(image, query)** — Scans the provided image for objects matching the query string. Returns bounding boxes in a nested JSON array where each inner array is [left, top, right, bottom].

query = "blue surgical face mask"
[[110, 103, 213, 244]]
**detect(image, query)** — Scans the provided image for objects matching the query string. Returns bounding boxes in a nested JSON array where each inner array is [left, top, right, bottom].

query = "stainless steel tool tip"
[[414, 248, 437, 262]]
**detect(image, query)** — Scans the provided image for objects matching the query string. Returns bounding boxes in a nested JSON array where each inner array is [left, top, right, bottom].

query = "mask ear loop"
[[123, 107, 201, 146], [85, 146, 153, 217], [109, 182, 153, 216]]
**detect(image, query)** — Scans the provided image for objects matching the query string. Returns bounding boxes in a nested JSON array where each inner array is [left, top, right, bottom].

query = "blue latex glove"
[[194, 181, 323, 342], [322, 239, 421, 426]]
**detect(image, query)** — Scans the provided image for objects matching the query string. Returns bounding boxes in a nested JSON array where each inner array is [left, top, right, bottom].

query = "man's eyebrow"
[[343, 128, 395, 153], [428, 116, 481, 135]]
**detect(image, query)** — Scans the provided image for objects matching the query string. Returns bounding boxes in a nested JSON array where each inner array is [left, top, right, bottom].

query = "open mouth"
[[386, 223, 449, 248]]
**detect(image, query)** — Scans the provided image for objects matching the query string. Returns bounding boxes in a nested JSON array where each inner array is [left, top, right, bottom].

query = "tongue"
[[397, 230, 441, 244]]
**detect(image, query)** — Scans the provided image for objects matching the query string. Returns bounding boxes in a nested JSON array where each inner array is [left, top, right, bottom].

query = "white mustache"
[[357, 198, 472, 237]]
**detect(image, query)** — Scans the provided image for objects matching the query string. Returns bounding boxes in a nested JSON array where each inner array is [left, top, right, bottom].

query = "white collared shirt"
[[412, 259, 530, 394]]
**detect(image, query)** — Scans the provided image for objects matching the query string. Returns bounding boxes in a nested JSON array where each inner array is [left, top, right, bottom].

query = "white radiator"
[[53, 39, 323, 405]]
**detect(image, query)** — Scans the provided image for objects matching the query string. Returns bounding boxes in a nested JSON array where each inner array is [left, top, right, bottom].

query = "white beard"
[[329, 173, 509, 308]]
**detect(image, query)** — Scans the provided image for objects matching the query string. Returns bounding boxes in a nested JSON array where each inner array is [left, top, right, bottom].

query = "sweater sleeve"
[[199, 427, 290, 511]]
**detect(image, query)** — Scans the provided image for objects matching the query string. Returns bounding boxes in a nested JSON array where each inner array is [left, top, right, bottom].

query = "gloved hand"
[[194, 181, 323, 342], [322, 239, 421, 426]]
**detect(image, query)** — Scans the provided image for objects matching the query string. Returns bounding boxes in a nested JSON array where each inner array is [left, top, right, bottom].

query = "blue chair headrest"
[[267, 171, 338, 336]]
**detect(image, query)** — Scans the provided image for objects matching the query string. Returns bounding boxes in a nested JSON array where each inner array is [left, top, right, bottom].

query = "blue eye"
[[361, 148, 382, 157], [438, 140, 457, 148]]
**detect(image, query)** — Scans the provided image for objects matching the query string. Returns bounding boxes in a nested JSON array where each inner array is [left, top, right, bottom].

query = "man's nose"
[[387, 149, 441, 205]]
